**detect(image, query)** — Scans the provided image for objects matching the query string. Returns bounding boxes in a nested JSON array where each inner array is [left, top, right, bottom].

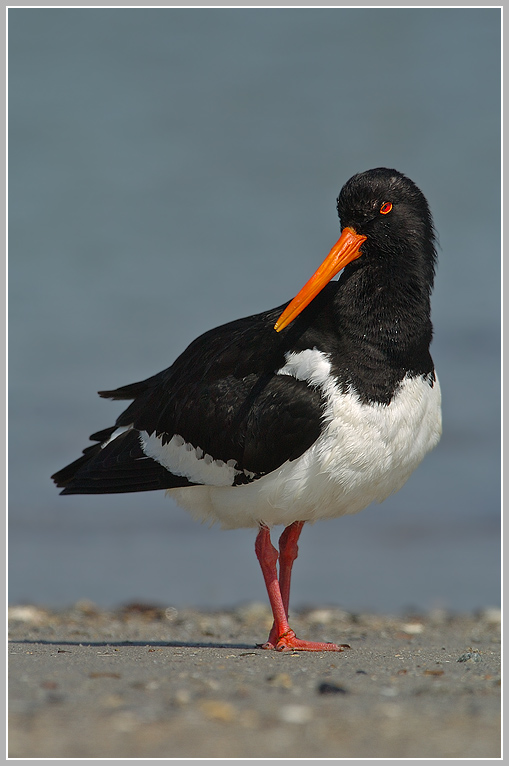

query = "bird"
[[52, 167, 442, 652]]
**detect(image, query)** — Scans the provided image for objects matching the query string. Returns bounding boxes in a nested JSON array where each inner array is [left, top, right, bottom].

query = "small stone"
[[40, 680, 58, 689], [165, 607, 178, 621], [401, 621, 424, 634], [479, 607, 501, 624], [74, 599, 99, 615], [278, 704, 313, 724], [267, 672, 292, 689], [174, 688, 191, 706], [307, 609, 334, 624], [101, 693, 123, 708], [8, 606, 48, 625], [317, 681, 348, 695], [457, 649, 482, 663], [199, 699, 236, 722]]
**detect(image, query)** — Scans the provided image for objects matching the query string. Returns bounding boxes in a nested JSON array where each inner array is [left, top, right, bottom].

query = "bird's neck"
[[321, 259, 435, 404], [337, 249, 434, 347]]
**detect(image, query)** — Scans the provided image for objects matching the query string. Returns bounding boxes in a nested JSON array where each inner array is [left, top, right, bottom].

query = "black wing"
[[52, 303, 329, 495]]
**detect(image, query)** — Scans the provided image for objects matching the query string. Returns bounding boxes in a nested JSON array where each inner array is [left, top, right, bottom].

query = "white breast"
[[168, 348, 442, 530]]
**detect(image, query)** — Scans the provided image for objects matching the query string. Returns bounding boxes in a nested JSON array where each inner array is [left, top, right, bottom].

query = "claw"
[[259, 628, 350, 653]]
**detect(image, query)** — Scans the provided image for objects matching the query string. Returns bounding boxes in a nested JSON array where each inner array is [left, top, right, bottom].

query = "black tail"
[[52, 427, 193, 495]]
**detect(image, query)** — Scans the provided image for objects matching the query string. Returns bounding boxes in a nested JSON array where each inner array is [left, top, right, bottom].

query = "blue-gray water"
[[9, 8, 500, 613]]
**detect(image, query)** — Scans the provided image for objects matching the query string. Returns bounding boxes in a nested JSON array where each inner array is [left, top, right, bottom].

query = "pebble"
[[267, 672, 293, 689], [198, 699, 236, 722], [317, 682, 348, 695], [278, 704, 313, 724]]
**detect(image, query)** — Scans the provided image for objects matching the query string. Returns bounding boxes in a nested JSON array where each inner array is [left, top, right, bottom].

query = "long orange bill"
[[274, 227, 367, 332]]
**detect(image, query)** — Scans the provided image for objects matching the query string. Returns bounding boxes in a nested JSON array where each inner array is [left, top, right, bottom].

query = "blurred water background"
[[8, 8, 501, 613]]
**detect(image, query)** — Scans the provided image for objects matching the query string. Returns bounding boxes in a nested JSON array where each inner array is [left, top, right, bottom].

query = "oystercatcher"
[[52, 168, 442, 652]]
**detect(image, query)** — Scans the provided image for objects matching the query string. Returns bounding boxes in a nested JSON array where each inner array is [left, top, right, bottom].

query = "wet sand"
[[9, 601, 501, 759]]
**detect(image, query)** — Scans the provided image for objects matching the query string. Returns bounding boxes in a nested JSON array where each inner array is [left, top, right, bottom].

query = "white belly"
[[168, 367, 442, 530]]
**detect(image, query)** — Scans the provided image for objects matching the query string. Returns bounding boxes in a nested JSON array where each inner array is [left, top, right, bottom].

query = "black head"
[[274, 168, 437, 333], [336, 168, 437, 280]]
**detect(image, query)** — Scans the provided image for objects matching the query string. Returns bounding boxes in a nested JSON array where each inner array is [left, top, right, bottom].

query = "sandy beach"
[[9, 601, 501, 759]]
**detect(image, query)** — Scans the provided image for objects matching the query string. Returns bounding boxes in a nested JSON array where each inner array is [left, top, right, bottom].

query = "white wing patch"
[[139, 431, 253, 487], [277, 347, 332, 386], [100, 425, 133, 448], [139, 348, 332, 488]]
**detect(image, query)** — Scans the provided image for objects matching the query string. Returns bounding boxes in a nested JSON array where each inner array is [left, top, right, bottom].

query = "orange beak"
[[274, 227, 367, 332]]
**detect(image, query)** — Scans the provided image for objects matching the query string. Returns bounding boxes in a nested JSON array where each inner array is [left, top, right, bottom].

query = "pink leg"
[[255, 522, 350, 652], [255, 524, 291, 646], [265, 520, 304, 646], [278, 520, 305, 615]]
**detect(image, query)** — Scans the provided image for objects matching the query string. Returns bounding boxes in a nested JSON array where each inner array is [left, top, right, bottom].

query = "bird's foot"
[[259, 628, 350, 653]]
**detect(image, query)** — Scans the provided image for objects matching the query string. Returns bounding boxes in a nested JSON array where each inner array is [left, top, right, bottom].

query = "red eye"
[[380, 202, 393, 215]]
